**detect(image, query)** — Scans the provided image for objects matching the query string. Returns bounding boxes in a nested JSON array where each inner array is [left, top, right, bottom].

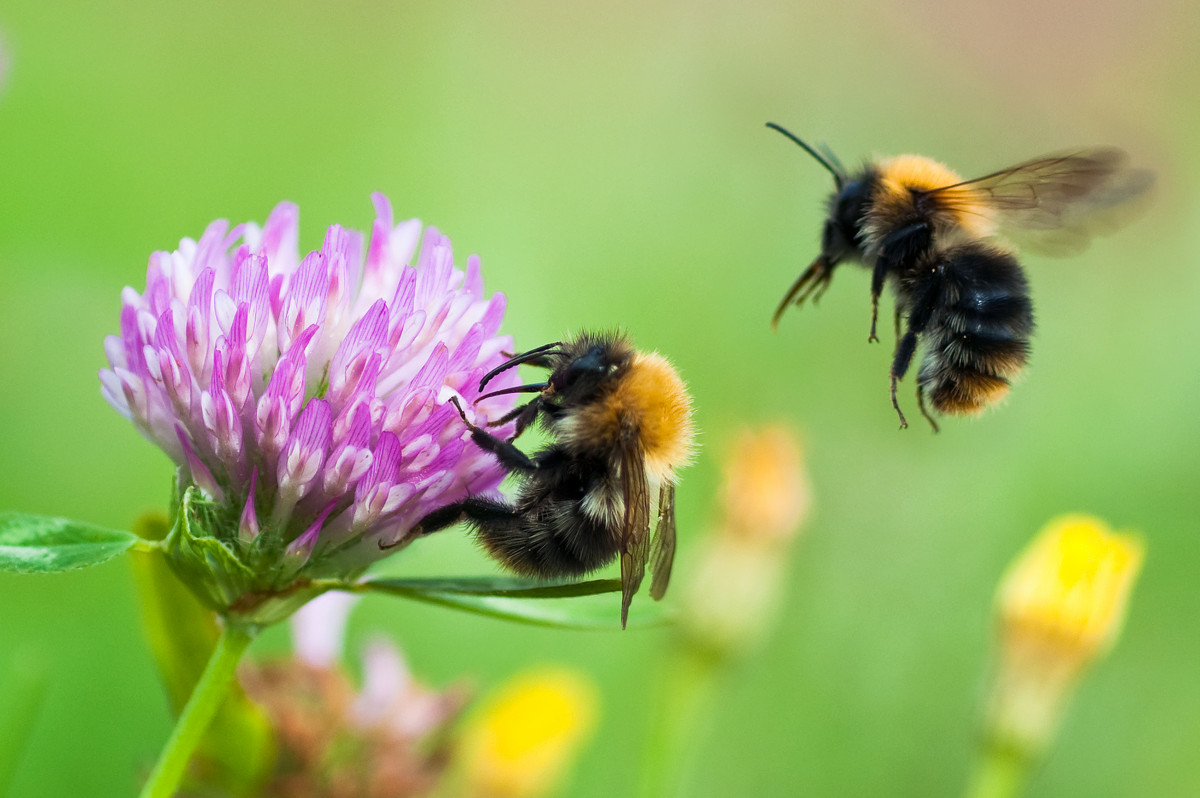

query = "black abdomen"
[[474, 452, 621, 577], [918, 244, 1035, 415]]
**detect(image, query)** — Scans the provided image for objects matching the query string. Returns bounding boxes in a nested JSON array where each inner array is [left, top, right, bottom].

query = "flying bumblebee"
[[413, 331, 695, 628], [766, 122, 1153, 430]]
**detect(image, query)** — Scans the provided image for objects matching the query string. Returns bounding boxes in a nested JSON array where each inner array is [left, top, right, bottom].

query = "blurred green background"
[[1, 1, 1197, 796]]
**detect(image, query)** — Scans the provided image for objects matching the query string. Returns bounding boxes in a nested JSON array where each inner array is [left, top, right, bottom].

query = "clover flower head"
[[100, 195, 519, 596]]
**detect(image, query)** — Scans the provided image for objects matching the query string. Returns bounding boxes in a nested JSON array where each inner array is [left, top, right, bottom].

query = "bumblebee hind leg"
[[916, 383, 940, 433], [888, 275, 941, 430]]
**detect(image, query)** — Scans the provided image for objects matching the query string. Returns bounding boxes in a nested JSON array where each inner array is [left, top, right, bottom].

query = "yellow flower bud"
[[461, 668, 597, 798], [986, 514, 1144, 755], [680, 426, 810, 655], [718, 425, 811, 545]]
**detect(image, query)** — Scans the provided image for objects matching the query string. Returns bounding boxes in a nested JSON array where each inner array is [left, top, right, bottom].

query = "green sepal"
[[0, 511, 142, 573], [359, 576, 674, 629], [164, 489, 256, 612], [131, 514, 275, 796]]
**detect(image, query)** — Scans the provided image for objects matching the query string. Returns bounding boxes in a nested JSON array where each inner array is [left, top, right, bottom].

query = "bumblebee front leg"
[[484, 396, 544, 441], [450, 396, 540, 470], [870, 222, 932, 343]]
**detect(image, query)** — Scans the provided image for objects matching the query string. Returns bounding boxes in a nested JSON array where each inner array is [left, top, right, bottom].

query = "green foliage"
[[0, 512, 142, 573], [361, 576, 672, 629]]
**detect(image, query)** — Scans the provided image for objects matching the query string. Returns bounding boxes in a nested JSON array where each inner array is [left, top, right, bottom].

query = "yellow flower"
[[460, 668, 598, 798], [998, 514, 1144, 667], [680, 426, 810, 655], [986, 514, 1144, 755], [718, 425, 811, 545]]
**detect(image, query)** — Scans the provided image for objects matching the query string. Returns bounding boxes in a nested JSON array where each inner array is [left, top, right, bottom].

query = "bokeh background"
[[1, 1, 1197, 796]]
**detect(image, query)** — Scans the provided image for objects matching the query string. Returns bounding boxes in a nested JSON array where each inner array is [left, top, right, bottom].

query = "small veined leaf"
[[360, 577, 672, 630], [365, 576, 623, 598], [0, 512, 143, 573]]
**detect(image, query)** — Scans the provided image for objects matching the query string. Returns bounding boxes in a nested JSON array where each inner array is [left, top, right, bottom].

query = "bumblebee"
[[414, 332, 695, 628], [766, 122, 1153, 430]]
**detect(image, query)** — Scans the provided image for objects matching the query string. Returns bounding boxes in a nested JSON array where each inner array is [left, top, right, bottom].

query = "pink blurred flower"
[[101, 195, 518, 582], [239, 593, 465, 798]]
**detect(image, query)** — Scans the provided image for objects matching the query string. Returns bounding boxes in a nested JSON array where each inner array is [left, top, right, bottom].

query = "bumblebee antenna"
[[479, 341, 564, 391], [478, 382, 549, 401], [765, 122, 845, 189]]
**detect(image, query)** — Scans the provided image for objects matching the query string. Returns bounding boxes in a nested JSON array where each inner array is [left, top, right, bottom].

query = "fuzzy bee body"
[[767, 124, 1151, 429], [414, 332, 695, 627], [908, 241, 1034, 416]]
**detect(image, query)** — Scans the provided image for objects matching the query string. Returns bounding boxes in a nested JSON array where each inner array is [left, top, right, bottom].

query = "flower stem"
[[964, 746, 1032, 798], [636, 647, 721, 798], [137, 621, 256, 798]]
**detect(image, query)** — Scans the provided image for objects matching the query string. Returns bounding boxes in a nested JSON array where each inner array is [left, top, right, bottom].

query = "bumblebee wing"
[[648, 483, 677, 601], [924, 149, 1154, 256], [618, 433, 652, 629]]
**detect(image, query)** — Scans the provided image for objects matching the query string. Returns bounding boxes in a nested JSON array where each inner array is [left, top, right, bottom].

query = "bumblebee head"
[[549, 337, 635, 406], [765, 122, 875, 267], [821, 176, 874, 265], [476, 334, 635, 408]]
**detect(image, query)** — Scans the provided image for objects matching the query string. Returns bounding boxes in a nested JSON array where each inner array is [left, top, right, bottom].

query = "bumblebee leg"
[[889, 375, 909, 429], [888, 273, 941, 430], [486, 400, 529, 427], [871, 222, 933, 343], [384, 497, 520, 549], [869, 260, 886, 343], [508, 399, 545, 440], [450, 395, 540, 470], [916, 383, 940, 433], [467, 427, 539, 471], [485, 397, 543, 441], [419, 496, 516, 534], [892, 309, 901, 357]]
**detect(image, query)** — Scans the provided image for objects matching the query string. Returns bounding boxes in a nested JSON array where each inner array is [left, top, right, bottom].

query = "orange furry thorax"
[[872, 154, 996, 239], [569, 352, 695, 482]]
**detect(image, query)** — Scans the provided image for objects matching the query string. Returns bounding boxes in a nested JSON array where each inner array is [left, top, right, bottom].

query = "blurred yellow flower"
[[680, 425, 810, 655], [998, 514, 1144, 667], [718, 425, 811, 545], [460, 668, 598, 798], [985, 514, 1144, 757]]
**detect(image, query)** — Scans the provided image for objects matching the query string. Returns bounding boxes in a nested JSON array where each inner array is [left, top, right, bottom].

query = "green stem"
[[637, 647, 722, 798], [138, 621, 256, 798], [964, 746, 1032, 798]]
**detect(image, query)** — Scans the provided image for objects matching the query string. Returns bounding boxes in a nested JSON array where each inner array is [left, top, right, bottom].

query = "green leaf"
[[0, 512, 141, 573], [367, 576, 623, 597], [360, 576, 673, 630], [131, 514, 275, 797]]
